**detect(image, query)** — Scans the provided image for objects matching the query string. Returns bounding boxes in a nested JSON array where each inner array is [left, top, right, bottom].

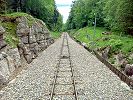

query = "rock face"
[[114, 52, 128, 68], [16, 17, 54, 63], [0, 16, 54, 85]]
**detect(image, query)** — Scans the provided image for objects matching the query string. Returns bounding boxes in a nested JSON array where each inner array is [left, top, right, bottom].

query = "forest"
[[1, 0, 132, 35], [66, 0, 133, 35], [0, 0, 63, 32], [65, 0, 133, 70]]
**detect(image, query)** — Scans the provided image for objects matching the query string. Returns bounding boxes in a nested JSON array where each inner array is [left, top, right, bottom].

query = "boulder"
[[17, 23, 30, 37], [22, 45, 31, 55], [24, 55, 32, 64], [21, 36, 29, 44], [17, 27, 30, 37], [29, 43, 39, 55], [0, 48, 21, 75], [6, 56, 15, 73], [29, 34, 36, 44], [40, 34, 45, 40], [102, 47, 110, 60], [115, 52, 128, 68], [35, 34, 41, 41], [124, 64, 133, 76], [49, 39, 54, 44], [102, 31, 112, 35], [38, 41, 46, 50], [29, 27, 36, 43], [7, 48, 21, 68], [0, 59, 10, 80]]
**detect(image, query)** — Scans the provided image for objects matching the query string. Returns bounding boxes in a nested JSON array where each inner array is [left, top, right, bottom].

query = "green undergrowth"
[[50, 31, 61, 39], [69, 27, 133, 64]]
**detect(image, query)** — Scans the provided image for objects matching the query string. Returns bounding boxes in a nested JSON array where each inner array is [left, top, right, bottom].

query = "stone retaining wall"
[[0, 16, 54, 85]]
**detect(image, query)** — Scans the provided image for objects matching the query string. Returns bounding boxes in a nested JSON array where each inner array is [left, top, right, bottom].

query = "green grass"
[[50, 31, 61, 39], [69, 26, 133, 57]]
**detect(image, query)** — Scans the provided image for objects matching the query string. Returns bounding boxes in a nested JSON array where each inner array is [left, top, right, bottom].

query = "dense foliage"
[[66, 0, 133, 34], [0, 0, 63, 31], [0, 0, 6, 13]]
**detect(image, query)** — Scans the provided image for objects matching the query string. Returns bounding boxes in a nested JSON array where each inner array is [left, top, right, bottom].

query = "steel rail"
[[50, 34, 65, 100], [66, 33, 78, 100]]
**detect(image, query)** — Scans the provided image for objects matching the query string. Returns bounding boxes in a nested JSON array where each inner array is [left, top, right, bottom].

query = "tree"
[[116, 0, 133, 34], [67, 0, 104, 30], [67, 0, 133, 35], [0, 0, 7, 13], [103, 0, 118, 30]]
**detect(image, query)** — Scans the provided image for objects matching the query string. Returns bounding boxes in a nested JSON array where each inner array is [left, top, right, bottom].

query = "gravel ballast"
[[0, 33, 133, 100]]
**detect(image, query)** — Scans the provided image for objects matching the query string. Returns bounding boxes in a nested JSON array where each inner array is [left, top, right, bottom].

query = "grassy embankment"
[[69, 27, 133, 66], [50, 31, 61, 39]]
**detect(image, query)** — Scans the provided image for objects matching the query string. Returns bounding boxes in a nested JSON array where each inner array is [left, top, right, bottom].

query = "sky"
[[55, 0, 74, 23]]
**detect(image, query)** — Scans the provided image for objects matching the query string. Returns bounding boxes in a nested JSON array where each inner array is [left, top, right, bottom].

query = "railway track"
[[50, 33, 78, 100]]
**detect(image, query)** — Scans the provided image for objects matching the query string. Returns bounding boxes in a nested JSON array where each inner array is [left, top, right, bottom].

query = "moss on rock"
[[1, 22, 19, 48]]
